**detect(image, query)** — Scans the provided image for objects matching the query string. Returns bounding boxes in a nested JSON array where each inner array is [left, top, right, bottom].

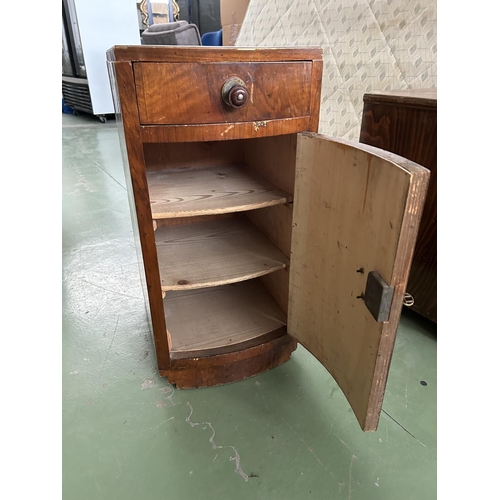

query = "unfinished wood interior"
[[164, 280, 288, 359], [146, 165, 292, 218], [155, 216, 289, 291], [143, 136, 297, 357], [288, 133, 429, 430]]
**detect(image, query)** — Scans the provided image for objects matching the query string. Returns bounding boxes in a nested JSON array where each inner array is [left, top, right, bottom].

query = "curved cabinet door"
[[288, 132, 430, 431]]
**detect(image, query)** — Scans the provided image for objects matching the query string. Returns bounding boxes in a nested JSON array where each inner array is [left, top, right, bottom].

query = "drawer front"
[[134, 61, 312, 125]]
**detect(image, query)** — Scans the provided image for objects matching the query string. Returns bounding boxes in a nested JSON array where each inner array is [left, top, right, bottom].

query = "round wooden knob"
[[222, 78, 249, 108], [227, 85, 248, 107]]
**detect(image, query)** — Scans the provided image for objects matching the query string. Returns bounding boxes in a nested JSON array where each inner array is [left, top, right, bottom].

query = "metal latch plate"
[[363, 271, 394, 322]]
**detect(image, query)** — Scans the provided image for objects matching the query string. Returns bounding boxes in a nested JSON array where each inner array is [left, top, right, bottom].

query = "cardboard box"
[[220, 0, 249, 46], [222, 23, 242, 46], [220, 0, 249, 26]]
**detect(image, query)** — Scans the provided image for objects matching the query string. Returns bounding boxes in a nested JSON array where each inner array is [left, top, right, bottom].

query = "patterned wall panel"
[[236, 0, 437, 139]]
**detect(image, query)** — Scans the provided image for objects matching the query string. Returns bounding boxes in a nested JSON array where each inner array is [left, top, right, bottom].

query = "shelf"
[[147, 164, 292, 218], [156, 217, 289, 291], [164, 280, 288, 359]]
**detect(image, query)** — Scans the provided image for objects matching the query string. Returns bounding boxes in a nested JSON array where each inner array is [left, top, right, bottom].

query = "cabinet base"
[[159, 334, 297, 388]]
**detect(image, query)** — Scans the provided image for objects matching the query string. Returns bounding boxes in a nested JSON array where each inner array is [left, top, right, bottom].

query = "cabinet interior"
[[142, 134, 298, 359]]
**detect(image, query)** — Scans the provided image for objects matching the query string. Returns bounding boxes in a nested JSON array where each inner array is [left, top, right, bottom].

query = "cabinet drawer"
[[134, 61, 313, 125]]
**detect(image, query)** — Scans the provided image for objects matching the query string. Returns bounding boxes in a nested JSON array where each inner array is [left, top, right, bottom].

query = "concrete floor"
[[62, 113, 437, 499]]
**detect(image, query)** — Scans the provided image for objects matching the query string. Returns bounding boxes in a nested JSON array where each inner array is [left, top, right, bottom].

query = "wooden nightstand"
[[106, 46, 429, 431]]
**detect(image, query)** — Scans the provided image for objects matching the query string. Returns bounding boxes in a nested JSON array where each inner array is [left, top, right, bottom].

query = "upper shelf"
[[155, 216, 289, 291], [147, 164, 292, 219]]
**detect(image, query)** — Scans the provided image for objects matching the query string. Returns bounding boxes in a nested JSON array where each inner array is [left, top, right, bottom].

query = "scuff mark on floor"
[[348, 454, 357, 500], [90, 159, 126, 191], [99, 315, 120, 377], [383, 409, 427, 448], [160, 383, 180, 406], [150, 416, 174, 430], [329, 429, 353, 453], [74, 172, 97, 194], [141, 378, 157, 390], [280, 416, 331, 473], [321, 414, 354, 452], [255, 380, 270, 410], [78, 276, 142, 300], [186, 402, 249, 482]]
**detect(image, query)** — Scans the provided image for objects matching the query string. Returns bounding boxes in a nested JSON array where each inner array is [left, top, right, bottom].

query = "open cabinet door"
[[289, 132, 430, 431]]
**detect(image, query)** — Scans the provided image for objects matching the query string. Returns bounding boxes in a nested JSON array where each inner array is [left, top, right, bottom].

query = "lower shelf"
[[164, 279, 287, 359]]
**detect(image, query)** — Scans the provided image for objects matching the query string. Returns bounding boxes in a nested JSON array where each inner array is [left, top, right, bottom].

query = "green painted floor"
[[62, 113, 437, 500]]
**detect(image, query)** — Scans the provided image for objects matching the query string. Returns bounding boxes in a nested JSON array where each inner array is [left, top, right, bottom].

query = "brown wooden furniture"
[[360, 89, 437, 323], [106, 46, 429, 431]]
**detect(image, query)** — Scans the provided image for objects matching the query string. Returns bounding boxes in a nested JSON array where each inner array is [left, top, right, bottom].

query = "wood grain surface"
[[108, 61, 171, 369], [164, 280, 287, 358], [360, 91, 437, 322], [147, 164, 292, 218], [243, 133, 298, 194], [245, 204, 293, 257], [363, 88, 436, 107], [107, 45, 322, 389], [242, 134, 298, 313], [135, 62, 312, 125], [154, 213, 236, 229], [288, 133, 429, 431], [140, 117, 312, 143], [108, 45, 322, 63], [143, 140, 244, 170], [162, 334, 297, 388], [155, 217, 289, 291]]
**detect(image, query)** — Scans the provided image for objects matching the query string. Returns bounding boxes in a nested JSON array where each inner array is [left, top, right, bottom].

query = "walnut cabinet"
[[106, 46, 429, 431], [360, 89, 437, 323]]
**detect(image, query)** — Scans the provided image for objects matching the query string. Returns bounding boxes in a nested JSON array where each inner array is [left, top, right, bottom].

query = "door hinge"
[[363, 271, 394, 322]]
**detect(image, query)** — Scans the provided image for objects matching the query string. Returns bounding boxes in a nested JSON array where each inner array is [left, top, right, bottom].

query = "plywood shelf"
[[147, 164, 292, 219], [156, 217, 289, 291], [164, 280, 288, 359]]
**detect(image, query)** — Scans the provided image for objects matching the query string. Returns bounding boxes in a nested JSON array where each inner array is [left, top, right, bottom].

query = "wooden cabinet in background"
[[360, 89, 437, 323], [106, 46, 429, 431]]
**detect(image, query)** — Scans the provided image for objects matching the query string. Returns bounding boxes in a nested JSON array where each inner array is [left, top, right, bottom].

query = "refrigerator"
[[62, 0, 140, 121]]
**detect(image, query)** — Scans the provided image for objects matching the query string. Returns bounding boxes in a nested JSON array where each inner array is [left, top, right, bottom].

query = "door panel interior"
[[288, 132, 429, 431]]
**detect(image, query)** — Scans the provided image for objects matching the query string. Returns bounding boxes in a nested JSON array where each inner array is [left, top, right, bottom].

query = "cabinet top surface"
[[363, 88, 437, 107], [106, 45, 323, 63]]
